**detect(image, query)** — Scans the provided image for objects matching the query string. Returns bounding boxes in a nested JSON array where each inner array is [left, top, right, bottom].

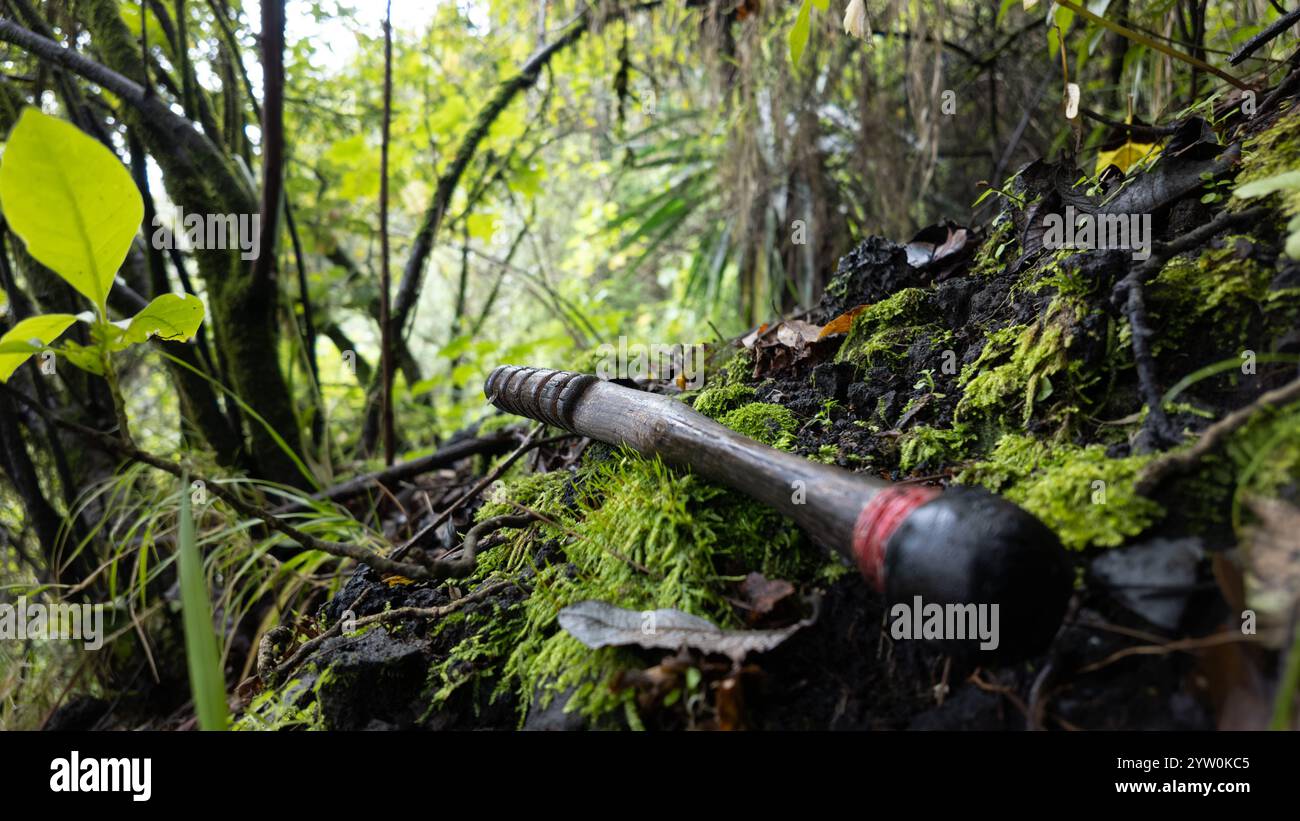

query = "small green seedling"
[[0, 108, 205, 440]]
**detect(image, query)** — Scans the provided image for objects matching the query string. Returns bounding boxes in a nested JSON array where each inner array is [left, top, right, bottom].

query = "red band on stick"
[[852, 485, 940, 591]]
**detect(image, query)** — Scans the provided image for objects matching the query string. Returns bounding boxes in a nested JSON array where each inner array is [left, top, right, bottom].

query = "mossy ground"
[[247, 103, 1300, 731]]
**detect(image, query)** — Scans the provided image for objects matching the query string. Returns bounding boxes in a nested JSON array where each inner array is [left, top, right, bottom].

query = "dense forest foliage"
[[1, 0, 1298, 731]]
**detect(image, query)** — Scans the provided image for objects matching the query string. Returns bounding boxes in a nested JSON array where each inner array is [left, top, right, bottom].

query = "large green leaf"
[[788, 0, 812, 65], [111, 293, 206, 350], [0, 313, 76, 382], [0, 108, 144, 314]]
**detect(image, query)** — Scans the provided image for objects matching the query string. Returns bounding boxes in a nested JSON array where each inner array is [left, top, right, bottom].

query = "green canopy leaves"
[[0, 107, 144, 315]]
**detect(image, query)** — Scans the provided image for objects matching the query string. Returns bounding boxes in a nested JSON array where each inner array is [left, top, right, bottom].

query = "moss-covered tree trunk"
[[80, 0, 307, 487]]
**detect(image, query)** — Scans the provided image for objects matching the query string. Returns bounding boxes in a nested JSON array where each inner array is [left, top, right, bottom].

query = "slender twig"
[[378, 0, 396, 466], [1229, 7, 1300, 65], [1112, 207, 1270, 451], [416, 513, 538, 579], [174, 0, 199, 117], [968, 671, 1031, 721], [1122, 275, 1177, 450], [0, 383, 440, 580], [1053, 0, 1250, 90], [139, 0, 151, 96], [1256, 64, 1300, 120], [1137, 375, 1300, 494], [1079, 107, 1180, 139], [1075, 628, 1278, 675], [204, 0, 258, 114], [284, 205, 318, 387], [272, 429, 520, 514], [265, 589, 369, 683], [352, 578, 516, 630], [268, 579, 515, 682], [390, 424, 556, 560], [468, 221, 531, 338], [249, 0, 285, 287], [990, 74, 1051, 188]]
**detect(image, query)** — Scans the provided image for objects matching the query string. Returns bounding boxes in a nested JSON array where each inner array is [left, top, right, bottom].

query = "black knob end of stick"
[[883, 486, 1072, 663]]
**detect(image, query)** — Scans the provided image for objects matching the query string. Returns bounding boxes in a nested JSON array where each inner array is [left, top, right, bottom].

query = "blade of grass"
[[1162, 353, 1300, 406], [157, 351, 319, 489], [1271, 614, 1300, 730], [178, 475, 229, 731]]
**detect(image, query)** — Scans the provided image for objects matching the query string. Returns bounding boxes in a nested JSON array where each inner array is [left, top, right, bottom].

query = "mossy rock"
[[835, 288, 938, 369], [959, 434, 1163, 550]]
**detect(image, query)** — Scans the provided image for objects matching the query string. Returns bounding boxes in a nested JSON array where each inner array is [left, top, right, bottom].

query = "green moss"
[[970, 213, 1019, 278], [425, 445, 817, 725], [719, 346, 755, 385], [1147, 238, 1273, 349], [1024, 249, 1104, 300], [956, 309, 1070, 427], [1233, 108, 1300, 219], [835, 288, 935, 368], [717, 402, 799, 450], [494, 452, 809, 720], [1179, 398, 1300, 535], [474, 470, 573, 574], [812, 444, 841, 463], [816, 558, 854, 584], [477, 469, 571, 521], [692, 382, 757, 419], [959, 434, 1163, 550], [424, 599, 529, 718], [234, 673, 326, 731], [1227, 400, 1300, 504], [898, 424, 974, 472]]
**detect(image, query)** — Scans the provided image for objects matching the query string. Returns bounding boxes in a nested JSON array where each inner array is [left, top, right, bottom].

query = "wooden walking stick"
[[485, 365, 1073, 661]]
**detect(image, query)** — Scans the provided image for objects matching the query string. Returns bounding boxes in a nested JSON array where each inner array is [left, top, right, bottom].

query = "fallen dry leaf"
[[746, 319, 839, 377], [558, 600, 814, 663], [1096, 138, 1161, 176], [775, 319, 822, 348], [904, 223, 972, 279], [818, 304, 870, 338], [738, 572, 795, 621], [740, 322, 769, 349]]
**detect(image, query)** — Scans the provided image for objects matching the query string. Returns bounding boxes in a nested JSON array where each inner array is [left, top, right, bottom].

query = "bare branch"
[[249, 0, 285, 287]]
